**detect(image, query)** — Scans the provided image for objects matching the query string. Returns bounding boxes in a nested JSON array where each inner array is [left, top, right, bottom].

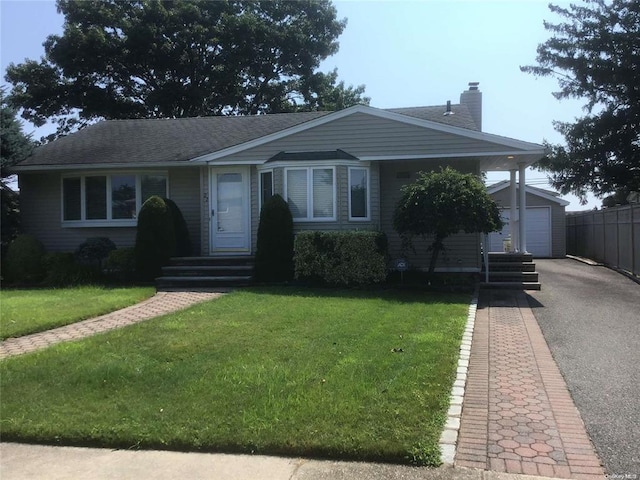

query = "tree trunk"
[[428, 236, 445, 275]]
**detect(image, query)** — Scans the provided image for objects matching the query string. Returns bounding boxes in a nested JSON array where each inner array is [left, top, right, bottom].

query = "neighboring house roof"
[[15, 103, 544, 171], [488, 180, 570, 206]]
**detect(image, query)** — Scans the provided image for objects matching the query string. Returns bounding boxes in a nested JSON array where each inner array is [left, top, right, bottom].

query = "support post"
[[510, 170, 518, 252], [519, 163, 527, 253]]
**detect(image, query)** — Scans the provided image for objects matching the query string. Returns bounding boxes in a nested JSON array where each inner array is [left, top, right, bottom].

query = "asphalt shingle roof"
[[17, 104, 478, 168]]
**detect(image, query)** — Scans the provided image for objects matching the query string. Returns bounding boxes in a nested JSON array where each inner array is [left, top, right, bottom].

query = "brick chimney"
[[460, 82, 482, 131]]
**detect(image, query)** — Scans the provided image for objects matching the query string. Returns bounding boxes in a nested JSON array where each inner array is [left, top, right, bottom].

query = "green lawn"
[[0, 286, 156, 340], [0, 287, 469, 466]]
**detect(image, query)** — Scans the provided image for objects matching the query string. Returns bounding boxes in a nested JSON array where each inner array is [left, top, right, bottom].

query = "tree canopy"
[[1, 87, 34, 246], [1, 88, 33, 178], [521, 0, 640, 203], [5, 0, 369, 139], [393, 168, 502, 274]]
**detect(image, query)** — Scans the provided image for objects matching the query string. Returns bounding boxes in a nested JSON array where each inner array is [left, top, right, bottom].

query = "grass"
[[0, 286, 156, 340], [0, 287, 469, 466]]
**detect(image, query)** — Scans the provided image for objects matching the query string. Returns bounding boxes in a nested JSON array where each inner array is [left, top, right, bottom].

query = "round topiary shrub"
[[163, 198, 192, 257], [134, 196, 176, 281], [3, 234, 46, 284], [255, 194, 294, 283], [75, 237, 116, 268]]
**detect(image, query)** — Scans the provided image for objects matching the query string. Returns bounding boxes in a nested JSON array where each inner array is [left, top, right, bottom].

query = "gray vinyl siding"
[[167, 167, 201, 255], [222, 113, 510, 163], [379, 159, 482, 272], [491, 188, 566, 258], [19, 173, 137, 252], [19, 168, 202, 254]]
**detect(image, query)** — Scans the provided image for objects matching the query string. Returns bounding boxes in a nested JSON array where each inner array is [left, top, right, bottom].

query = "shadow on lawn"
[[245, 283, 472, 305]]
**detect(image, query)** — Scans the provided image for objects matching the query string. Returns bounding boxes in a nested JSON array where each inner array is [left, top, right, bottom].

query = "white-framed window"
[[348, 167, 370, 221], [61, 172, 168, 226], [258, 169, 274, 212], [284, 166, 336, 221]]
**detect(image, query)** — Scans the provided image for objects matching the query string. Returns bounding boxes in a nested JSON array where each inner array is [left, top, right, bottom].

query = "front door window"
[[210, 167, 250, 253]]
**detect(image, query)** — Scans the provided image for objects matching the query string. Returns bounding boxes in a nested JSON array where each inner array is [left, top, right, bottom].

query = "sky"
[[0, 0, 598, 210]]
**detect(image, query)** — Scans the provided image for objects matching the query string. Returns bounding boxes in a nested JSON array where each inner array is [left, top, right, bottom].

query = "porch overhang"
[[479, 150, 547, 172]]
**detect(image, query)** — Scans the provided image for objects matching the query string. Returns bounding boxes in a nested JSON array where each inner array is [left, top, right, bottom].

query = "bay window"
[[62, 172, 168, 225], [259, 170, 274, 211], [285, 167, 335, 221], [349, 167, 370, 220]]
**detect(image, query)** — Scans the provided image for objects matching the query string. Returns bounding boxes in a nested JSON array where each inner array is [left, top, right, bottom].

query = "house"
[[13, 83, 546, 274], [487, 180, 569, 258]]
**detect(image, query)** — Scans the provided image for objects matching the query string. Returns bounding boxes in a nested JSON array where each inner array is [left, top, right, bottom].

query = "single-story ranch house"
[[14, 83, 546, 273]]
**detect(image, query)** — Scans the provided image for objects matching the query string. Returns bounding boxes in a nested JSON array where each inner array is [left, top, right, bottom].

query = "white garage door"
[[488, 207, 551, 257]]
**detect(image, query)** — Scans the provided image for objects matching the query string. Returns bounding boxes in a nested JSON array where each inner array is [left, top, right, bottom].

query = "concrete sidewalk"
[[0, 443, 566, 480]]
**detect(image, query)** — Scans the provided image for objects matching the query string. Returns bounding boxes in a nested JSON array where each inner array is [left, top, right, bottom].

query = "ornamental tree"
[[521, 0, 640, 202], [393, 168, 503, 274]]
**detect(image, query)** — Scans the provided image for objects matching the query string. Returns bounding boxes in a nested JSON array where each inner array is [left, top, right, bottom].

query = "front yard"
[[0, 286, 155, 340], [0, 287, 469, 466]]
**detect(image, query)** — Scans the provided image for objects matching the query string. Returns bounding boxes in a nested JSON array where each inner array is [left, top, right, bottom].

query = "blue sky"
[[0, 0, 597, 210]]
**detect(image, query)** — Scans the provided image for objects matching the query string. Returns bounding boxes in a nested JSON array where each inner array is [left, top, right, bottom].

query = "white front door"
[[210, 167, 251, 254]]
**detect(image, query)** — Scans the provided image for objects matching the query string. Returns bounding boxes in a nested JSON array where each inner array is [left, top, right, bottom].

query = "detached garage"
[[487, 181, 569, 258]]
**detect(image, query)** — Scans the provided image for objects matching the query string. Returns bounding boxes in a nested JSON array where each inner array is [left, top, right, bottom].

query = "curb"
[[439, 287, 478, 464], [566, 255, 640, 285]]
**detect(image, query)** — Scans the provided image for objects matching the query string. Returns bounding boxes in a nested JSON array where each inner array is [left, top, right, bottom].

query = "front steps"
[[480, 253, 541, 290], [156, 256, 254, 291]]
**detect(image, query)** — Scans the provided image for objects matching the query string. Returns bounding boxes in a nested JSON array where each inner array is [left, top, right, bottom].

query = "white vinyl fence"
[[566, 204, 640, 276]]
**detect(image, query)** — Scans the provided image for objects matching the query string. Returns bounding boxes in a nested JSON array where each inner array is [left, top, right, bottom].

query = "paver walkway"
[[455, 290, 605, 480], [0, 291, 223, 359]]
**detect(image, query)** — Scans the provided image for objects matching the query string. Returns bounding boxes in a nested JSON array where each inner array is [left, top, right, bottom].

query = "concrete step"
[[480, 281, 541, 291], [485, 271, 539, 282], [169, 256, 255, 267], [487, 252, 534, 263], [161, 265, 254, 277], [483, 262, 536, 272]]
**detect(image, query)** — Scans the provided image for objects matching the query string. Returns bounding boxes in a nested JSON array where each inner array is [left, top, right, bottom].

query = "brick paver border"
[[455, 290, 605, 480], [0, 291, 223, 359]]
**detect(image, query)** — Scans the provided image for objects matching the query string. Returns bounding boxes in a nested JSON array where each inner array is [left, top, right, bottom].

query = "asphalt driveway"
[[528, 258, 640, 476]]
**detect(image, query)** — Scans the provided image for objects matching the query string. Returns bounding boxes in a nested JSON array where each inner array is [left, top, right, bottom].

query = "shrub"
[[42, 252, 99, 287], [134, 196, 176, 281], [75, 237, 116, 268], [255, 194, 294, 282], [3, 234, 46, 284], [163, 198, 192, 257], [104, 247, 136, 282], [294, 231, 388, 286]]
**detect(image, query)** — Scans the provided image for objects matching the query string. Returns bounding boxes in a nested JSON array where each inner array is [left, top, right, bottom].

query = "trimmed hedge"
[[104, 247, 136, 282], [75, 237, 116, 268], [164, 198, 192, 257], [3, 234, 46, 284], [255, 194, 294, 282], [294, 231, 388, 286], [134, 196, 176, 281], [43, 252, 99, 287]]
